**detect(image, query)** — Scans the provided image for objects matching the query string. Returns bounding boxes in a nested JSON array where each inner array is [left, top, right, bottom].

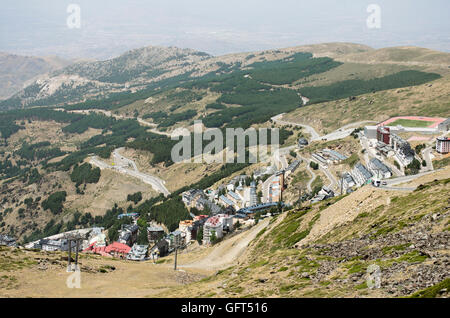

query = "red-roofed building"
[[194, 215, 209, 222], [105, 242, 131, 258], [84, 242, 130, 258]]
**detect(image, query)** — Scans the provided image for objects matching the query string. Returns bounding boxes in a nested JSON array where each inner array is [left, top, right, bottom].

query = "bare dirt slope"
[[181, 219, 269, 271]]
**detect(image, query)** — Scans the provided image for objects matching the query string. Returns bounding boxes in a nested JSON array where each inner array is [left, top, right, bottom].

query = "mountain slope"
[[0, 46, 211, 109], [54, 46, 210, 83], [0, 52, 71, 100], [2, 43, 446, 112]]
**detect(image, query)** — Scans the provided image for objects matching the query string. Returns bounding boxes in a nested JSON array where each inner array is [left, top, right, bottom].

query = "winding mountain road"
[[66, 108, 173, 137], [89, 148, 171, 196], [271, 114, 320, 140], [421, 147, 434, 171], [271, 113, 377, 142], [297, 155, 316, 193], [320, 166, 338, 191]]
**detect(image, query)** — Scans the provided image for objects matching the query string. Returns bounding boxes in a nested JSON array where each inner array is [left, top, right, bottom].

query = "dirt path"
[[180, 219, 269, 271], [64, 108, 173, 137]]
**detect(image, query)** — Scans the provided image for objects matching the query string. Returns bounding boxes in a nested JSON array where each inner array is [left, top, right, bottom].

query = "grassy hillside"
[[284, 75, 450, 134], [337, 46, 450, 73]]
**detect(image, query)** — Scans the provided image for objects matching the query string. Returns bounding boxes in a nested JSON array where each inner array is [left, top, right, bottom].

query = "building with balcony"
[[368, 158, 392, 179], [436, 137, 450, 154], [203, 216, 223, 245]]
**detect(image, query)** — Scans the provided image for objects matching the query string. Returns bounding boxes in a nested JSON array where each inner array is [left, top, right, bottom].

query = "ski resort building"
[[147, 226, 165, 244], [438, 118, 450, 132], [390, 134, 415, 166], [368, 158, 392, 179], [249, 181, 258, 206], [342, 172, 356, 189], [377, 126, 391, 144], [203, 216, 223, 245], [436, 137, 450, 154], [118, 224, 138, 246], [352, 163, 373, 185], [0, 234, 16, 247], [127, 244, 148, 261]]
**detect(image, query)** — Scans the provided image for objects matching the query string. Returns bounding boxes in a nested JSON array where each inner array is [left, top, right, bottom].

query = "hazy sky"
[[1, 0, 449, 59]]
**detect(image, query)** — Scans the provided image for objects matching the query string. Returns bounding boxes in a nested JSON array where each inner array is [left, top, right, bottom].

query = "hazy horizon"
[[1, 0, 449, 60]]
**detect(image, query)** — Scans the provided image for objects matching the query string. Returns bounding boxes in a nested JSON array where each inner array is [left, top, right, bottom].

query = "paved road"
[[318, 120, 378, 142], [421, 147, 434, 171], [271, 113, 377, 143], [262, 175, 275, 203], [271, 114, 320, 140], [136, 118, 173, 137], [320, 166, 338, 191], [113, 148, 138, 171], [89, 148, 171, 196], [377, 185, 416, 192], [298, 155, 316, 193], [65, 108, 173, 137], [272, 146, 295, 170], [383, 170, 439, 187]]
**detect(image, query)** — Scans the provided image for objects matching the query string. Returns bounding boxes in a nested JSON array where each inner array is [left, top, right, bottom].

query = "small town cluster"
[[10, 173, 288, 261]]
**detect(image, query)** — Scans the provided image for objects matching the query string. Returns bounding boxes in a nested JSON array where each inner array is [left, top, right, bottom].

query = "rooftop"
[[105, 242, 131, 254], [343, 173, 355, 183], [220, 195, 235, 207], [322, 149, 348, 161], [147, 225, 164, 232], [227, 191, 242, 201], [355, 163, 373, 179], [370, 158, 391, 174], [205, 216, 223, 227]]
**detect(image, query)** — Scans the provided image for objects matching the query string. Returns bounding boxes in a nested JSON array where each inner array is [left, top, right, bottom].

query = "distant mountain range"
[[1, 43, 449, 111], [0, 46, 211, 109], [0, 52, 72, 100]]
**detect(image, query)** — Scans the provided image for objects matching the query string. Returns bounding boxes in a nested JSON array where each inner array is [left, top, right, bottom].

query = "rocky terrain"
[[305, 220, 449, 297]]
